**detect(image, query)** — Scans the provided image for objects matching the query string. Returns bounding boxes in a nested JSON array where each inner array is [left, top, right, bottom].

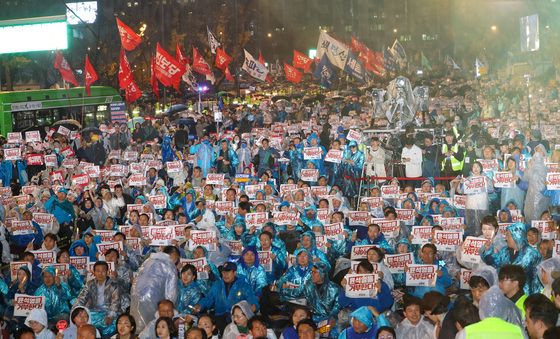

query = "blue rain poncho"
[[301, 231, 331, 271], [197, 275, 260, 316], [338, 280, 394, 313], [481, 222, 543, 294], [34, 267, 71, 322], [337, 306, 378, 339], [305, 133, 327, 176], [162, 135, 178, 163], [185, 246, 220, 295], [286, 142, 305, 180], [215, 139, 239, 176], [190, 139, 216, 177], [44, 195, 76, 225], [354, 232, 393, 254], [275, 248, 313, 302], [177, 280, 202, 316], [303, 262, 340, 323], [236, 246, 268, 295], [10, 219, 43, 248], [339, 141, 365, 197]]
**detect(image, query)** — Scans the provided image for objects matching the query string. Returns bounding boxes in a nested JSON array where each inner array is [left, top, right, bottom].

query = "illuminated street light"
[[393, 28, 398, 33], [491, 25, 497, 32], [267, 32, 272, 38], [197, 85, 209, 113]]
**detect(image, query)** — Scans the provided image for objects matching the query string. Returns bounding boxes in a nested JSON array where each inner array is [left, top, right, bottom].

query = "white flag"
[[316, 31, 349, 70], [242, 50, 269, 81], [207, 26, 221, 54], [181, 64, 198, 91], [475, 58, 487, 78]]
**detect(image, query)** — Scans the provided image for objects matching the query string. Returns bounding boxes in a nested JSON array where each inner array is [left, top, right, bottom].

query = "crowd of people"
[[0, 75, 559, 339]]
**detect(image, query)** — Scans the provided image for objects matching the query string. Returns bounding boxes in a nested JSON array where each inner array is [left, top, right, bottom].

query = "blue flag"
[[384, 49, 398, 74], [344, 51, 365, 82], [313, 54, 336, 88]]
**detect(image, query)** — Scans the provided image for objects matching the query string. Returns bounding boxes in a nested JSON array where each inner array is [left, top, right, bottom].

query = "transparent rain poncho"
[[479, 286, 524, 329]]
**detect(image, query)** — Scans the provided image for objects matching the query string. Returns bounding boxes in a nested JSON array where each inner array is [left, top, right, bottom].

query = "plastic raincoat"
[[305, 133, 327, 176], [236, 142, 252, 173], [236, 246, 268, 295], [523, 151, 550, 222], [337, 306, 378, 339], [301, 231, 331, 271], [186, 246, 220, 294], [393, 238, 415, 287], [215, 139, 239, 176], [286, 142, 305, 180], [190, 139, 216, 177], [536, 257, 560, 298], [130, 251, 178, 332], [176, 280, 202, 316], [275, 248, 313, 302], [481, 222, 543, 295], [500, 158, 526, 209], [44, 195, 76, 225], [34, 267, 71, 322], [162, 135, 178, 163], [11, 219, 43, 248], [302, 262, 340, 323], [0, 160, 28, 187], [339, 141, 365, 197], [395, 315, 435, 339], [197, 275, 260, 316], [355, 232, 393, 254], [24, 309, 55, 339]]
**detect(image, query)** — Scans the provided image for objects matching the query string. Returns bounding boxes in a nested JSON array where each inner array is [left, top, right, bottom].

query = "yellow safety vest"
[[464, 317, 524, 338], [441, 143, 464, 171], [514, 294, 527, 319]]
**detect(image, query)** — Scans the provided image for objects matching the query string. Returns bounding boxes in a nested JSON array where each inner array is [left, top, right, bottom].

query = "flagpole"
[[161, 0, 167, 110]]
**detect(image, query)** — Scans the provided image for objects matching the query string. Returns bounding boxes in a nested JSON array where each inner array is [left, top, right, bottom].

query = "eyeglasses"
[[379, 335, 394, 339]]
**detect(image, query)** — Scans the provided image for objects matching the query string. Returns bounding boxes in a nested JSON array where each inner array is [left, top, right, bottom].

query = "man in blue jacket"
[[194, 262, 259, 333], [44, 188, 75, 226]]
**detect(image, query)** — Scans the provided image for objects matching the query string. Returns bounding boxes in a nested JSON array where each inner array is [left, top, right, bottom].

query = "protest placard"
[[69, 256, 89, 274], [461, 237, 488, 264], [272, 211, 299, 226], [406, 264, 438, 287], [463, 176, 487, 194], [189, 230, 217, 251], [181, 257, 209, 279], [344, 274, 378, 298], [148, 227, 175, 246], [494, 171, 515, 188], [434, 230, 462, 251], [300, 169, 319, 182], [325, 149, 343, 163], [31, 250, 56, 265], [14, 294, 45, 317], [459, 268, 472, 290], [411, 226, 432, 245], [347, 211, 370, 226], [350, 245, 377, 260], [149, 195, 167, 209], [381, 185, 399, 199], [259, 251, 273, 272], [206, 173, 225, 185], [384, 252, 414, 274]]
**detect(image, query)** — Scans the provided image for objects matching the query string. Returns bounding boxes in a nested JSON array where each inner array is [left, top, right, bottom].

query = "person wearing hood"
[[130, 246, 179, 333], [500, 156, 526, 210], [24, 309, 55, 339], [11, 210, 44, 255], [4, 266, 33, 331], [523, 144, 550, 222], [190, 136, 216, 177], [286, 136, 305, 181], [275, 248, 313, 303], [222, 300, 255, 339], [536, 257, 560, 299], [302, 262, 340, 325], [337, 306, 378, 339], [189, 198, 217, 233], [44, 188, 76, 226], [87, 196, 109, 230], [55, 249, 84, 301], [482, 222, 542, 295], [395, 294, 435, 339], [236, 140, 253, 174], [169, 187, 197, 220], [62, 306, 101, 339], [186, 245, 220, 295], [74, 261, 122, 336], [300, 231, 331, 271], [456, 286, 525, 339], [351, 224, 393, 254], [34, 266, 71, 325], [305, 133, 327, 176], [193, 262, 259, 334], [236, 246, 268, 296], [299, 205, 323, 232], [340, 140, 365, 199], [215, 139, 239, 177]]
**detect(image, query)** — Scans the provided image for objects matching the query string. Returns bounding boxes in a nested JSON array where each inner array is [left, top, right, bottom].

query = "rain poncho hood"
[[25, 308, 49, 328], [506, 222, 528, 250], [231, 300, 255, 319], [478, 286, 524, 328], [239, 246, 260, 268], [471, 264, 498, 287], [350, 306, 375, 331]]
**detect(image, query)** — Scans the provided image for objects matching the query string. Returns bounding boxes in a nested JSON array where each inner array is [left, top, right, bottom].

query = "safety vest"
[[441, 143, 464, 171], [514, 294, 527, 319], [464, 317, 524, 338]]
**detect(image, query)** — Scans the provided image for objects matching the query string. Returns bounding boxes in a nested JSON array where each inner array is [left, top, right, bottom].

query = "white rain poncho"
[[523, 149, 550, 222], [130, 252, 178, 332], [395, 316, 436, 339], [471, 264, 498, 286], [536, 257, 560, 298]]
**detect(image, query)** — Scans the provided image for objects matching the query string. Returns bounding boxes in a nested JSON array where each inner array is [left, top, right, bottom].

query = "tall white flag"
[[316, 31, 349, 70], [242, 50, 269, 81], [207, 26, 221, 54]]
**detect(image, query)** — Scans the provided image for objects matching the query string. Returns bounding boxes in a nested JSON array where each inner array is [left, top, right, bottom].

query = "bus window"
[[13, 111, 36, 131]]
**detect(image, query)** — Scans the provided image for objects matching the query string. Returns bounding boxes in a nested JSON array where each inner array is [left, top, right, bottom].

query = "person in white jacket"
[[365, 137, 387, 180], [401, 138, 423, 179], [25, 309, 55, 339]]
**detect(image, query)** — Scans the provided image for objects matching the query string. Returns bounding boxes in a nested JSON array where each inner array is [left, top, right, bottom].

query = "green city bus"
[[0, 86, 123, 136]]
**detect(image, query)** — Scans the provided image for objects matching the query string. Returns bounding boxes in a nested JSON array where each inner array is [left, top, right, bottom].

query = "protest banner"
[[10, 262, 32, 281], [361, 197, 383, 209], [324, 222, 344, 241], [434, 230, 462, 251], [350, 245, 377, 260], [553, 240, 560, 258], [10, 220, 34, 236], [396, 209, 415, 223], [477, 159, 499, 173], [272, 211, 299, 226], [347, 211, 370, 226], [189, 230, 217, 251], [96, 241, 124, 255], [325, 149, 343, 163], [5, 148, 21, 160], [14, 294, 45, 317], [453, 195, 467, 210], [259, 251, 273, 272], [532, 220, 556, 240], [300, 169, 319, 182], [110, 164, 127, 177], [315, 235, 327, 252], [346, 129, 363, 143], [206, 173, 225, 185], [128, 173, 147, 187], [7, 132, 23, 144], [406, 264, 438, 287], [310, 186, 329, 197], [94, 230, 116, 242], [381, 185, 399, 199], [246, 212, 268, 229], [148, 227, 175, 246], [149, 195, 167, 209], [411, 226, 432, 245], [123, 151, 139, 161], [494, 171, 515, 188], [31, 250, 56, 265], [244, 184, 264, 198], [303, 147, 323, 160], [173, 225, 186, 242], [25, 154, 44, 166], [25, 131, 41, 143], [344, 273, 378, 298], [71, 174, 89, 187], [461, 236, 488, 264], [463, 176, 487, 194], [439, 217, 465, 231], [459, 268, 472, 290], [384, 252, 414, 274], [32, 213, 53, 230], [376, 219, 400, 239], [214, 201, 235, 216], [225, 240, 243, 256], [166, 161, 183, 173], [85, 165, 100, 178], [69, 256, 89, 274], [546, 173, 560, 190], [181, 257, 209, 279], [316, 208, 330, 224], [156, 220, 178, 227], [44, 154, 57, 167], [280, 184, 297, 196], [44, 263, 69, 278]]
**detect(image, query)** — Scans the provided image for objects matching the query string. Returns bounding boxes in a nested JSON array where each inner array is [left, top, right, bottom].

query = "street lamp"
[[491, 25, 497, 32], [197, 85, 209, 113], [267, 32, 272, 38]]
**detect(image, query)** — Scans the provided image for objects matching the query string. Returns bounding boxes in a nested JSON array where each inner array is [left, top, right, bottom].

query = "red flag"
[[176, 43, 190, 65], [284, 63, 302, 84], [258, 51, 272, 83], [215, 47, 232, 71], [350, 37, 368, 54], [84, 54, 98, 96], [192, 47, 211, 75], [116, 18, 142, 51], [125, 79, 142, 103], [154, 43, 185, 91], [53, 51, 78, 86], [293, 50, 313, 73], [118, 49, 133, 89], [150, 58, 160, 100], [224, 66, 234, 82]]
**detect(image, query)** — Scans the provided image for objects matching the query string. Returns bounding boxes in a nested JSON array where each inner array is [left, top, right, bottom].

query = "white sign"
[[406, 264, 438, 287], [14, 294, 45, 317], [461, 236, 488, 264], [384, 252, 414, 274], [344, 273, 378, 298]]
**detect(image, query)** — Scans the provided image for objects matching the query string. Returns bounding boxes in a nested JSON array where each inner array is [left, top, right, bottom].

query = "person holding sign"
[[339, 141, 365, 199], [34, 266, 71, 325], [44, 188, 76, 227], [500, 157, 526, 210], [410, 244, 452, 299], [236, 246, 267, 296], [304, 133, 327, 176], [176, 264, 203, 317], [286, 136, 305, 181], [302, 262, 340, 328], [274, 248, 313, 303], [458, 161, 494, 236]]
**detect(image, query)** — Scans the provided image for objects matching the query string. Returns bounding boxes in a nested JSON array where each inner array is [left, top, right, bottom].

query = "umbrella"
[[271, 95, 290, 102], [52, 119, 81, 130], [165, 104, 188, 115], [127, 117, 145, 129], [275, 99, 290, 107], [81, 127, 102, 142]]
